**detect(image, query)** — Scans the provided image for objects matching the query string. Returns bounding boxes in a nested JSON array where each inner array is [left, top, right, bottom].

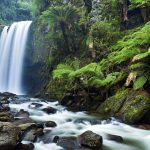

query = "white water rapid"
[[9, 98, 150, 150], [0, 21, 32, 94]]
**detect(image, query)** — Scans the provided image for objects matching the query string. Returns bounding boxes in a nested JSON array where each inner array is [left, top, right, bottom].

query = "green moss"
[[97, 89, 150, 123]]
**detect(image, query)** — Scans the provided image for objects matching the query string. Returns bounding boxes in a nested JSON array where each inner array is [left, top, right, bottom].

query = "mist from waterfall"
[[0, 21, 32, 95]]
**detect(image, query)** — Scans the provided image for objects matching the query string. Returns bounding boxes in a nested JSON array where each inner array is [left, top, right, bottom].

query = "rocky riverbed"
[[0, 92, 150, 150]]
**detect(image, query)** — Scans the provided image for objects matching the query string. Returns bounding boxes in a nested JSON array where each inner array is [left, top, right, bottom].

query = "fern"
[[69, 63, 103, 79], [53, 64, 74, 79], [88, 72, 120, 88]]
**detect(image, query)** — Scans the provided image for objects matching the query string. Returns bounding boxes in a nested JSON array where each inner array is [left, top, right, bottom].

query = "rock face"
[[97, 89, 150, 123], [61, 90, 102, 111], [79, 131, 103, 149], [0, 122, 20, 150]]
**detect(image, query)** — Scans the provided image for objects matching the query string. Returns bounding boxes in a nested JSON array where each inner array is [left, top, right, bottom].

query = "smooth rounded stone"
[[79, 130, 103, 149], [23, 128, 44, 142], [28, 103, 43, 109], [16, 143, 34, 150], [45, 121, 57, 127], [0, 112, 14, 122], [53, 136, 80, 149], [0, 122, 20, 150], [42, 107, 57, 114], [106, 134, 123, 143], [36, 123, 44, 129], [16, 109, 29, 118]]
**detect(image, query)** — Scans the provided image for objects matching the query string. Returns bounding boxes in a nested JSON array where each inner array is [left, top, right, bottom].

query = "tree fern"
[[53, 64, 74, 79]]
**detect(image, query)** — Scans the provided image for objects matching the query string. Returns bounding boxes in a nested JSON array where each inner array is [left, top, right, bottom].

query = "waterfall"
[[0, 21, 32, 95]]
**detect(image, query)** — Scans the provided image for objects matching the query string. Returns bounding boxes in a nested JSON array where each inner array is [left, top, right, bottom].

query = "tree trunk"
[[122, 0, 128, 22], [60, 21, 70, 52]]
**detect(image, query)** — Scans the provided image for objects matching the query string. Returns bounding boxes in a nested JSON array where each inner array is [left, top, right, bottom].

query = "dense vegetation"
[[0, 0, 150, 123], [0, 0, 32, 24], [31, 0, 150, 98]]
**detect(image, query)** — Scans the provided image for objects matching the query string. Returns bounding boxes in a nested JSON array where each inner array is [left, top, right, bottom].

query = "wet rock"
[[61, 90, 101, 112], [16, 109, 29, 118], [22, 128, 44, 142], [36, 123, 44, 129], [42, 107, 57, 114], [0, 112, 14, 122], [54, 136, 80, 149], [16, 143, 34, 150], [0, 104, 10, 112], [0, 92, 16, 97], [137, 124, 150, 130], [97, 89, 150, 123], [45, 121, 57, 127], [0, 122, 20, 150], [18, 123, 37, 132], [28, 103, 43, 109], [79, 130, 103, 149], [106, 134, 123, 143]]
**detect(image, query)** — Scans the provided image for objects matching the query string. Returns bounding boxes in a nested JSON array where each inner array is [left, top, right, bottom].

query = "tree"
[[40, 4, 81, 53]]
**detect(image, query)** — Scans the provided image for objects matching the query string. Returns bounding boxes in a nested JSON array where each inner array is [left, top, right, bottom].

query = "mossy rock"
[[97, 89, 130, 115], [97, 89, 150, 123]]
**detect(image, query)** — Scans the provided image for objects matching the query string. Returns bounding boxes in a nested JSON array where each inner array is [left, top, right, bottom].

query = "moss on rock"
[[97, 89, 150, 123]]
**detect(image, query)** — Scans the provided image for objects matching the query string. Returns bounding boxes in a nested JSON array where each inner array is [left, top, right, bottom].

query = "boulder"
[[0, 122, 20, 150], [28, 103, 43, 109], [15, 109, 29, 118], [42, 107, 57, 114], [22, 128, 44, 142], [97, 89, 150, 123], [45, 121, 57, 127], [0, 112, 13, 122], [54, 136, 79, 149], [106, 134, 123, 143], [79, 131, 103, 149]]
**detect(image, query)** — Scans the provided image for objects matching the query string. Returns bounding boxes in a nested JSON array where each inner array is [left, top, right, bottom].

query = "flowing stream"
[[0, 21, 32, 94], [9, 98, 150, 150]]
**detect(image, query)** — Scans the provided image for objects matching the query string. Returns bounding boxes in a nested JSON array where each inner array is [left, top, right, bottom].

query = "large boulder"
[[97, 89, 150, 123], [0, 122, 20, 150], [78, 131, 103, 149], [53, 136, 92, 150]]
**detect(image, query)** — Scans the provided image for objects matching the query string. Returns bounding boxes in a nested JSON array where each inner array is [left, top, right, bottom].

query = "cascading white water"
[[9, 99, 150, 150], [0, 21, 32, 94]]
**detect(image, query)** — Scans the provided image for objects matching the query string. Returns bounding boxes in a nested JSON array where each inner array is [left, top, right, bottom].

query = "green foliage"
[[133, 75, 148, 90], [88, 72, 120, 88], [0, 0, 32, 24], [130, 0, 150, 8], [52, 22, 150, 92], [101, 22, 150, 69], [90, 21, 121, 59]]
